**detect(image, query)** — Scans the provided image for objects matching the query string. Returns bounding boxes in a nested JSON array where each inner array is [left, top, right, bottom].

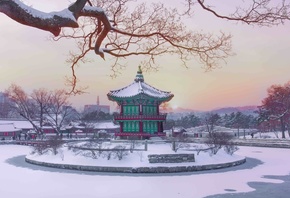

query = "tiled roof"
[[108, 67, 173, 100]]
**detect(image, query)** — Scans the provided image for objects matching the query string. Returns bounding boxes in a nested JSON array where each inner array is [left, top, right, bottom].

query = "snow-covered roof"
[[107, 67, 174, 101], [0, 123, 21, 132], [93, 122, 119, 129], [0, 120, 33, 130], [66, 121, 119, 130], [185, 125, 258, 134]]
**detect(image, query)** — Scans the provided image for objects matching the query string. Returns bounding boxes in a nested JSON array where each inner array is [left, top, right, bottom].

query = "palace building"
[[107, 66, 174, 139]]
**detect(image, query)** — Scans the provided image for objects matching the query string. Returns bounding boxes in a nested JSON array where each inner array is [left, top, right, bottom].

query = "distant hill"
[[210, 106, 258, 115], [167, 105, 258, 120], [170, 107, 199, 113]]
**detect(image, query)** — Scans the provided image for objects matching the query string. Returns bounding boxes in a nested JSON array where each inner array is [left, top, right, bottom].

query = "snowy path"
[[1, 145, 290, 198]]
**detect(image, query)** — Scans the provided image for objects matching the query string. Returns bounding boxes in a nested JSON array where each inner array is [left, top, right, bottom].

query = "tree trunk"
[[280, 118, 286, 139]]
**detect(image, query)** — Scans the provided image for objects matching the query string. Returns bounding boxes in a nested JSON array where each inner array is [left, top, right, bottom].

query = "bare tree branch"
[[196, 0, 290, 26], [1, 0, 289, 94]]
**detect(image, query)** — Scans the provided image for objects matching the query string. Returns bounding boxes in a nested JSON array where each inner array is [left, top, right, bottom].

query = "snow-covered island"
[[25, 140, 246, 173]]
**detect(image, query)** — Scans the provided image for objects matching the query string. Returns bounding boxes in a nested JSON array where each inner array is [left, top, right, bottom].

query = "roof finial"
[[138, 65, 142, 73], [135, 65, 144, 82]]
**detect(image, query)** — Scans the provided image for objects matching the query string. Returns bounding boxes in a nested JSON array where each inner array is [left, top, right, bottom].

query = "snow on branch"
[[0, 0, 79, 36], [196, 0, 290, 26]]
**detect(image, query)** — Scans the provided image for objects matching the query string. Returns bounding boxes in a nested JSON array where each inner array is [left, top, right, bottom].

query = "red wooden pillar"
[[120, 104, 123, 115], [139, 121, 143, 132], [156, 104, 159, 115], [157, 122, 161, 132], [120, 122, 123, 132]]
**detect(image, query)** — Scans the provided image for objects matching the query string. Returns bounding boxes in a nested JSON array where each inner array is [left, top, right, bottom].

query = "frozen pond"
[[1, 145, 290, 198]]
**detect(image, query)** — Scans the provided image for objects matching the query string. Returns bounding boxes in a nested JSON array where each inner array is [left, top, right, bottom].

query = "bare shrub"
[[129, 140, 137, 153], [46, 136, 64, 155], [81, 150, 98, 159], [195, 145, 211, 155], [105, 151, 113, 160], [96, 142, 104, 157], [171, 141, 190, 152], [113, 145, 128, 160], [137, 151, 144, 162], [224, 144, 239, 155], [204, 132, 235, 155], [59, 149, 64, 161], [32, 142, 50, 155]]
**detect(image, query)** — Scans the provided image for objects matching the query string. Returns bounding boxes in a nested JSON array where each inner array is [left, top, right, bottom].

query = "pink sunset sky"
[[0, 0, 289, 112]]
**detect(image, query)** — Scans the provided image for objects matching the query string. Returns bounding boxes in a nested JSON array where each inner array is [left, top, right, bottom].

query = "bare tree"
[[31, 88, 51, 134], [5, 84, 41, 132], [5, 85, 73, 134], [202, 113, 221, 136], [1, 0, 289, 93], [0, 92, 13, 118], [44, 89, 72, 134], [258, 81, 290, 138]]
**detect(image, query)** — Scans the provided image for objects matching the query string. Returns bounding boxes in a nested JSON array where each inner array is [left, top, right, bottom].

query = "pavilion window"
[[124, 122, 128, 132], [143, 121, 147, 132], [128, 106, 131, 115], [154, 122, 157, 132], [129, 122, 132, 132], [136, 121, 139, 132], [144, 121, 147, 132], [143, 106, 146, 115], [133, 106, 138, 115], [150, 122, 154, 133], [124, 106, 127, 115]]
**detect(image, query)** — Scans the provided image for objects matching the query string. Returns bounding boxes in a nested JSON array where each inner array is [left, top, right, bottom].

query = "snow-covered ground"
[[1, 144, 290, 198]]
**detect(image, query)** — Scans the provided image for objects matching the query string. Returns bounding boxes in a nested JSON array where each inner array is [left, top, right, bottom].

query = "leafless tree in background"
[[202, 113, 221, 136], [5, 84, 41, 132], [5, 84, 73, 134], [31, 88, 51, 134], [0, 92, 12, 118], [258, 81, 290, 138], [44, 89, 72, 133]]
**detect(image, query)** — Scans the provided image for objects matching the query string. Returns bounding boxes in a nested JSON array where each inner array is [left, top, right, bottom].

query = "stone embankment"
[[148, 154, 195, 163], [233, 139, 290, 148], [189, 138, 290, 149], [25, 155, 246, 174]]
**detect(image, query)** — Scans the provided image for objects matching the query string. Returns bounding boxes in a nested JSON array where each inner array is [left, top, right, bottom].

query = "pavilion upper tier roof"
[[107, 66, 174, 102]]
